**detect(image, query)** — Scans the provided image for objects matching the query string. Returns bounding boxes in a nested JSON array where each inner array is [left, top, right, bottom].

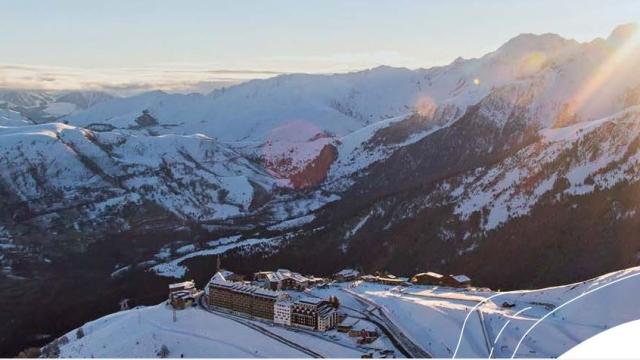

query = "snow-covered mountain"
[[5, 23, 640, 357], [0, 90, 115, 122]]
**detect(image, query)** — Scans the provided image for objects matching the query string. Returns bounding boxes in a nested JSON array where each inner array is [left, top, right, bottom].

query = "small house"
[[411, 272, 445, 285], [334, 269, 360, 282], [442, 274, 472, 288]]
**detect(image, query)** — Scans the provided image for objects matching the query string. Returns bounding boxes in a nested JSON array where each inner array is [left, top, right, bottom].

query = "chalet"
[[306, 276, 326, 286], [348, 322, 379, 339], [411, 272, 445, 285], [334, 268, 360, 282], [361, 274, 409, 286], [361, 274, 379, 283], [169, 280, 197, 309], [376, 274, 409, 286], [207, 271, 285, 320], [442, 274, 472, 288]]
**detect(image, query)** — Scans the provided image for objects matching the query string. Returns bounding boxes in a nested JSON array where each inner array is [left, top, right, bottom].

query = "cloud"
[[0, 63, 280, 94]]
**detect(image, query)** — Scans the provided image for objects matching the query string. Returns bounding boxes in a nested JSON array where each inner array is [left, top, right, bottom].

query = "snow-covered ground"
[[343, 266, 640, 358], [55, 304, 308, 358], [50, 266, 640, 358], [151, 236, 280, 278], [55, 300, 397, 358]]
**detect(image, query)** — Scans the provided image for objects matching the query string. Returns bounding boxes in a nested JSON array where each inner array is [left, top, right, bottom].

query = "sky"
[[1, 0, 639, 93]]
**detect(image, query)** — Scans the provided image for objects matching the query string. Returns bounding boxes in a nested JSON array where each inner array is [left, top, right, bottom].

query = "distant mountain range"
[[2, 23, 640, 356]]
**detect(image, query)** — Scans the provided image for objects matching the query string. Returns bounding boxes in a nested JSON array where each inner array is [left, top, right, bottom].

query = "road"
[[395, 287, 496, 357], [341, 288, 433, 358], [197, 295, 323, 358]]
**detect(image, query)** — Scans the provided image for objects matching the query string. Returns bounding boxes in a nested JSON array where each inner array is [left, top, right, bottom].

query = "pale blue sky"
[[1, 0, 639, 91]]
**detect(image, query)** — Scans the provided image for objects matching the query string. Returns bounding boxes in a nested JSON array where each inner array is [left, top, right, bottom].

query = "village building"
[[361, 274, 378, 283], [334, 268, 360, 282], [337, 317, 360, 333], [290, 297, 339, 331], [168, 280, 197, 309], [348, 322, 380, 341], [376, 274, 410, 286], [254, 269, 310, 290], [207, 271, 285, 320], [411, 272, 471, 287], [411, 271, 445, 285], [442, 274, 472, 288], [360, 274, 410, 286], [306, 276, 326, 286]]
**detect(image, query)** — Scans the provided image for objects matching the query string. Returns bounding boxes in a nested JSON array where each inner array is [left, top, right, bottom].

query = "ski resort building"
[[290, 297, 339, 331], [168, 280, 197, 309], [207, 271, 285, 320], [273, 298, 293, 326], [254, 269, 310, 290]]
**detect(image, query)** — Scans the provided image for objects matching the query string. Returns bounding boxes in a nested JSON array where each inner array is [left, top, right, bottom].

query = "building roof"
[[172, 290, 195, 300], [208, 271, 281, 299], [298, 296, 324, 305], [260, 269, 310, 284], [451, 274, 471, 283], [317, 304, 336, 317], [219, 270, 235, 278], [414, 272, 444, 279], [336, 269, 360, 277], [169, 280, 195, 290]]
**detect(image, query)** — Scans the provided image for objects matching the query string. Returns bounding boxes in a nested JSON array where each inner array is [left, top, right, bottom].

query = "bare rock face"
[[289, 143, 337, 189], [134, 110, 158, 127]]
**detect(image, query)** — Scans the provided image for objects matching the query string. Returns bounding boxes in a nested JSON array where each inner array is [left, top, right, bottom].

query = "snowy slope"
[[52, 299, 391, 358], [448, 106, 640, 231], [0, 90, 115, 123], [0, 108, 31, 127], [346, 266, 640, 358], [53, 304, 308, 358], [0, 122, 292, 225], [52, 266, 640, 358], [63, 25, 640, 145]]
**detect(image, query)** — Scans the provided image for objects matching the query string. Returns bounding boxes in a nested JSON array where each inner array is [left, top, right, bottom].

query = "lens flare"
[[559, 24, 640, 126]]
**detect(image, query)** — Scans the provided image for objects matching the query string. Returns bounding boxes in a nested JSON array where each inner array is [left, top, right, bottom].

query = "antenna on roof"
[[216, 255, 221, 272]]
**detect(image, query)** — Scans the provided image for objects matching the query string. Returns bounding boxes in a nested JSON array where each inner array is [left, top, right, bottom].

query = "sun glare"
[[562, 23, 640, 123]]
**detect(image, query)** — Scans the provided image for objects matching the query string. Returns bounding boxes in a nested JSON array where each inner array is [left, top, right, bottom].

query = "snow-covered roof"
[[219, 270, 235, 278], [336, 269, 360, 277], [298, 297, 324, 305], [208, 271, 281, 298], [169, 280, 195, 290], [262, 269, 310, 284], [209, 272, 229, 285], [451, 274, 471, 283], [424, 272, 444, 278]]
